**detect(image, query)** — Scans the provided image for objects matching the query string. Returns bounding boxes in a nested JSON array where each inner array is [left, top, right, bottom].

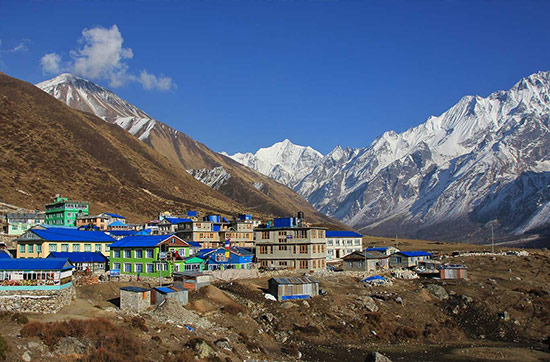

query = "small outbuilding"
[[342, 251, 389, 272], [119, 286, 151, 312], [390, 251, 432, 268], [439, 264, 467, 280], [151, 286, 188, 305], [268, 276, 319, 301], [173, 271, 210, 290]]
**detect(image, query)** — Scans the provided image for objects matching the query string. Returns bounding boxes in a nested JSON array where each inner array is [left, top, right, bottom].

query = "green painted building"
[[45, 196, 89, 226], [109, 235, 196, 277]]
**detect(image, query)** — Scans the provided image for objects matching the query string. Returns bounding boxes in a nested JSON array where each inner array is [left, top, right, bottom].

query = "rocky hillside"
[[228, 71, 550, 242], [37, 74, 339, 226], [0, 72, 249, 221]]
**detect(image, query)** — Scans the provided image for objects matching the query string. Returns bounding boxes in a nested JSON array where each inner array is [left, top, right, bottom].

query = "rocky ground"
[[0, 241, 549, 361]]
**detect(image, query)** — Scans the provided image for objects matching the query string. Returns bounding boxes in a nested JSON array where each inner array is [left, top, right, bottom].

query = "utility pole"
[[491, 224, 495, 254]]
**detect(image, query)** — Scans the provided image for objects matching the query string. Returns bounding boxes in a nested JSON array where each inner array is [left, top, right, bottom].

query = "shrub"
[[0, 335, 9, 360], [130, 316, 148, 332]]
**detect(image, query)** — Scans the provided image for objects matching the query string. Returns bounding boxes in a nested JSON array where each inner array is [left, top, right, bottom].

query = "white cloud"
[[138, 70, 175, 91], [10, 42, 28, 53], [40, 25, 174, 91], [40, 53, 61, 74]]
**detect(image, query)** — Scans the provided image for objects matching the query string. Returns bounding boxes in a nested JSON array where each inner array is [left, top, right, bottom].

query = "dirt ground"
[[0, 239, 549, 361]]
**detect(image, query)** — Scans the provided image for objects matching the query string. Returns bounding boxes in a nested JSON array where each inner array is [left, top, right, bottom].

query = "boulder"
[[426, 284, 449, 301], [365, 351, 393, 362], [194, 340, 213, 359], [356, 296, 379, 312], [262, 313, 274, 323]]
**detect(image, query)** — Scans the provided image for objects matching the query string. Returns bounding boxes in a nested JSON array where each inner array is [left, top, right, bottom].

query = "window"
[[124, 250, 131, 258], [146, 264, 154, 273], [347, 240, 352, 245], [135, 263, 143, 273], [178, 248, 186, 256], [84, 244, 92, 252], [49, 244, 57, 252], [354, 239, 361, 245], [95, 244, 102, 253], [61, 244, 69, 252], [113, 250, 120, 258], [146, 249, 154, 258], [278, 231, 286, 236], [113, 262, 120, 271], [258, 246, 268, 254], [278, 245, 287, 251], [261, 231, 269, 239], [123, 263, 132, 272], [73, 244, 81, 252], [19, 244, 25, 254], [327, 240, 333, 246], [299, 260, 308, 269], [321, 245, 325, 253], [28, 244, 34, 253], [37, 244, 42, 253], [299, 245, 308, 254], [296, 230, 307, 239], [313, 260, 317, 268], [135, 250, 143, 258]]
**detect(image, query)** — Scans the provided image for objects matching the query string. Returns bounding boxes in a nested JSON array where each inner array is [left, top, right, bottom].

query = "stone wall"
[[208, 268, 259, 282], [0, 285, 75, 313]]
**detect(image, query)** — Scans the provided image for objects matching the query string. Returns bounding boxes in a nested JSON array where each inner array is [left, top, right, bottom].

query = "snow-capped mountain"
[[37, 73, 156, 140], [35, 73, 339, 226], [298, 71, 550, 240], [223, 139, 324, 189]]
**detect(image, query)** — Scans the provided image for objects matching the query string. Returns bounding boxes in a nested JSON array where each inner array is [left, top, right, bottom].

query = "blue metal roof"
[[106, 230, 138, 236], [120, 286, 149, 293], [326, 230, 362, 238], [0, 251, 12, 259], [104, 212, 126, 219], [155, 287, 176, 293], [399, 251, 432, 257], [48, 252, 107, 263], [0, 258, 72, 271], [108, 220, 126, 227], [164, 217, 191, 224], [365, 247, 390, 252], [110, 234, 177, 248], [29, 229, 115, 242], [188, 241, 201, 247]]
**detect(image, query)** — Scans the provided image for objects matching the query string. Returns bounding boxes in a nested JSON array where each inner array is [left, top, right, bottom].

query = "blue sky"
[[1, 0, 550, 155]]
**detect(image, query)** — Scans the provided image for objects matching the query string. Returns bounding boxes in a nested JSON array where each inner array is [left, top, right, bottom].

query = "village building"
[[341, 250, 390, 272], [0, 258, 75, 313], [439, 264, 467, 279], [151, 286, 188, 305], [75, 212, 126, 230], [173, 271, 210, 290], [201, 246, 254, 270], [157, 217, 191, 234], [47, 251, 108, 272], [109, 234, 192, 277], [0, 258, 73, 289], [176, 220, 221, 248], [15, 227, 115, 258], [254, 217, 327, 271], [220, 218, 255, 248], [268, 276, 320, 301], [45, 195, 89, 226], [119, 286, 151, 312], [390, 251, 432, 268], [180, 256, 206, 272], [6, 212, 45, 236], [365, 246, 400, 256], [326, 230, 363, 261]]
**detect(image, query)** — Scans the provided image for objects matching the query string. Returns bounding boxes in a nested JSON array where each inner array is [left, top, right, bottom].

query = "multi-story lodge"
[[254, 217, 327, 271], [15, 226, 115, 258], [326, 230, 363, 261], [45, 195, 89, 226], [75, 212, 126, 230], [6, 212, 45, 236]]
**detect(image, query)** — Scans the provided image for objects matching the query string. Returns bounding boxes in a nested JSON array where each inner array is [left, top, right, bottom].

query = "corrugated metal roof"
[[108, 221, 126, 227], [164, 217, 191, 224], [399, 251, 432, 257], [326, 230, 362, 238], [155, 287, 176, 293], [48, 252, 107, 263], [104, 212, 126, 219], [187, 241, 201, 247], [27, 229, 115, 242], [365, 247, 390, 251], [120, 286, 149, 293], [110, 234, 177, 248], [0, 258, 72, 271], [0, 251, 13, 259], [106, 230, 138, 236], [270, 276, 319, 285]]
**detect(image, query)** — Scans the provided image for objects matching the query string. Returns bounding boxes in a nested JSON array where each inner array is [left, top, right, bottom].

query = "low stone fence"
[[0, 285, 75, 313], [207, 269, 259, 282]]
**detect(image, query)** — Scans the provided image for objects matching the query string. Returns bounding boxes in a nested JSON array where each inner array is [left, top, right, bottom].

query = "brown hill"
[[36, 73, 342, 226], [0, 72, 249, 221]]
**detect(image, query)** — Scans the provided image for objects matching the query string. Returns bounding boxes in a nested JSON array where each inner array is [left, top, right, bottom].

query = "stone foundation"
[[0, 284, 75, 313]]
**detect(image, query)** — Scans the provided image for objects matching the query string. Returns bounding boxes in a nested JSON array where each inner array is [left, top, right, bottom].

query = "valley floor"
[[1, 240, 549, 362]]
